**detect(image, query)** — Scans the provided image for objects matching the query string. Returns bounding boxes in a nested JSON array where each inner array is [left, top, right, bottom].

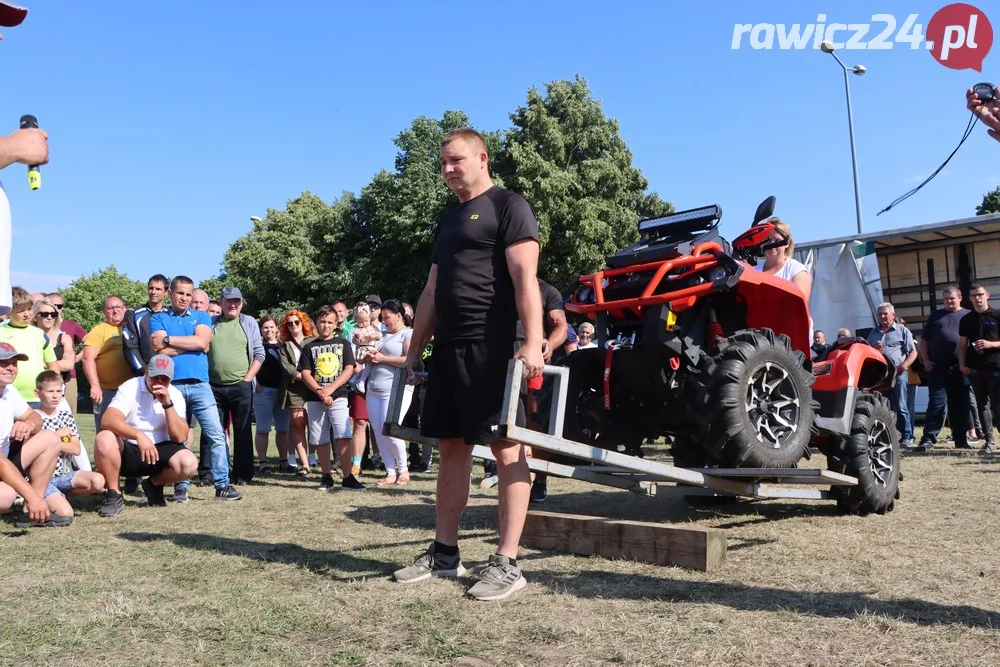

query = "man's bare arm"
[[406, 264, 438, 365]]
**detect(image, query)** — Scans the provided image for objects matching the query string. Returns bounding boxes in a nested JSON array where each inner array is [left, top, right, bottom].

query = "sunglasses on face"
[[37, 311, 57, 318], [0, 359, 17, 367], [288, 320, 301, 326], [52, 304, 63, 310]]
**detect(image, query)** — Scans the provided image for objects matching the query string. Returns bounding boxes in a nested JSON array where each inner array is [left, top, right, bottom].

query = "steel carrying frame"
[[384, 360, 858, 500]]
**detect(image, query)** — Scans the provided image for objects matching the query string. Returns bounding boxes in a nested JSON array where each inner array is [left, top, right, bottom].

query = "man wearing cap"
[[93, 354, 197, 516], [366, 295, 385, 333], [0, 3, 49, 317], [0, 340, 61, 526], [150, 276, 241, 501], [205, 286, 264, 484]]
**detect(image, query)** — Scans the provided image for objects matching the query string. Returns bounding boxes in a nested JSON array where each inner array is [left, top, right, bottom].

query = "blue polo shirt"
[[149, 307, 212, 382]]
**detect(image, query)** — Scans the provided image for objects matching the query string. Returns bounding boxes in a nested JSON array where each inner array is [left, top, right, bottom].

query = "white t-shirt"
[[0, 383, 30, 456], [107, 376, 187, 444], [0, 181, 12, 316], [759, 257, 808, 282]]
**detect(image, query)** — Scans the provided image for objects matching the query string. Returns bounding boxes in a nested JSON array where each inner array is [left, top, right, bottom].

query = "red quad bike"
[[550, 196, 902, 515]]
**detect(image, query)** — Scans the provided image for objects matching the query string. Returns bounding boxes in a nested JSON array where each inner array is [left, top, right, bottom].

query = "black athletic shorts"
[[7, 440, 25, 474], [120, 440, 187, 477], [421, 340, 526, 446]]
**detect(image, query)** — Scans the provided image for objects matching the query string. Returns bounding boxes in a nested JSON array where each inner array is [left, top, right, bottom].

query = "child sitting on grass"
[[34, 371, 105, 517]]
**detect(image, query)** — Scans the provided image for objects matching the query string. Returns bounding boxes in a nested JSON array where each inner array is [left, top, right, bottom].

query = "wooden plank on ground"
[[522, 510, 726, 572]]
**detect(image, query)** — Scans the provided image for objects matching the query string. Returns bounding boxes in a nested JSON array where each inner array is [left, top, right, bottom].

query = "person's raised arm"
[[0, 128, 48, 170], [507, 239, 544, 379], [968, 86, 1000, 143]]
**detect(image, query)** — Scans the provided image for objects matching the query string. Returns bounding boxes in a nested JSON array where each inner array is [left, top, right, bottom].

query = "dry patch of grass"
[[1, 424, 999, 665]]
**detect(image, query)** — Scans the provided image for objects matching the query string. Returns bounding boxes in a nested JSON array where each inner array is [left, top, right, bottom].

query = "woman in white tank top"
[[757, 217, 812, 302]]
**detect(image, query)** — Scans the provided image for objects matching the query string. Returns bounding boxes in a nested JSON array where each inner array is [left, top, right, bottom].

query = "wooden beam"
[[521, 510, 726, 572]]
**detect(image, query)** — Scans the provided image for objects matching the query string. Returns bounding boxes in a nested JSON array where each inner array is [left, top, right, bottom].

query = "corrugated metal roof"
[[797, 212, 1000, 251]]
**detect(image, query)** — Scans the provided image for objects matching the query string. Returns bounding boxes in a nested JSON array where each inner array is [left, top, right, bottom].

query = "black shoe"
[[215, 485, 243, 501], [341, 474, 366, 491], [530, 480, 548, 503], [99, 491, 125, 517], [981, 442, 997, 454], [318, 474, 336, 491], [123, 477, 140, 494], [956, 442, 974, 450], [233, 478, 251, 486], [196, 474, 214, 487], [141, 478, 167, 507]]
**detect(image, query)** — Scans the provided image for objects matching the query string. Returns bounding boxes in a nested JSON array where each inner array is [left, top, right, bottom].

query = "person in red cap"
[[0, 3, 49, 317]]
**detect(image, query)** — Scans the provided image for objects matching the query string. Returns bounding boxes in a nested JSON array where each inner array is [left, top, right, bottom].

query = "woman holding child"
[[363, 299, 414, 486]]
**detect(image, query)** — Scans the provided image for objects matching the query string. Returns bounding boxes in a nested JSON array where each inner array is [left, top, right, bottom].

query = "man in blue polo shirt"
[[150, 276, 242, 501]]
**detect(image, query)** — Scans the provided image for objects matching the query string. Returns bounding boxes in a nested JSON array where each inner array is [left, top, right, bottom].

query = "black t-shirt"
[[921, 307, 969, 366], [297, 336, 356, 401], [959, 307, 1000, 369], [257, 342, 284, 388], [431, 186, 540, 343], [516, 278, 564, 341]]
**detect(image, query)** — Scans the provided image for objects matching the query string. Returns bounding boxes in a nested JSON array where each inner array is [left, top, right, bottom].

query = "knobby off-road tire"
[[827, 391, 901, 515], [701, 328, 815, 468]]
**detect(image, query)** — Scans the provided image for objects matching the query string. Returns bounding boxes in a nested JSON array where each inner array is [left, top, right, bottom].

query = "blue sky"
[[3, 0, 998, 294]]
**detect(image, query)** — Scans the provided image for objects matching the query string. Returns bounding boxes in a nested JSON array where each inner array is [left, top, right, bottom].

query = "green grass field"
[[2, 418, 999, 666]]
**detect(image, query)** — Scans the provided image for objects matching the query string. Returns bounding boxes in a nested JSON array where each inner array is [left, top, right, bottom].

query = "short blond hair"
[[766, 217, 795, 256], [441, 127, 487, 155]]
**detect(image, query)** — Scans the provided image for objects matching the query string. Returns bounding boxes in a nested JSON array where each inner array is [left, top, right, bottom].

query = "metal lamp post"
[[821, 41, 866, 236]]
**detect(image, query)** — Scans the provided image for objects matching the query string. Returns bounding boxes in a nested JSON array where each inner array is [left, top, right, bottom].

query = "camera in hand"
[[974, 82, 996, 102]]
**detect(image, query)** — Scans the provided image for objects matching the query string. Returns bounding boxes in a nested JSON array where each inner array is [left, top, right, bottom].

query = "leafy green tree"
[[197, 275, 227, 303], [59, 266, 148, 331], [977, 186, 1000, 215], [221, 191, 345, 314], [346, 111, 506, 304], [495, 76, 672, 290]]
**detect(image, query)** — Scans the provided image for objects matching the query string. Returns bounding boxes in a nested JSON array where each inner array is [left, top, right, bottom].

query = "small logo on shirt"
[[490, 424, 499, 432], [470, 214, 480, 220]]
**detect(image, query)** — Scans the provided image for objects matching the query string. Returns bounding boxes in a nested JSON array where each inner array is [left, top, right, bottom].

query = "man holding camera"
[[967, 85, 1000, 142]]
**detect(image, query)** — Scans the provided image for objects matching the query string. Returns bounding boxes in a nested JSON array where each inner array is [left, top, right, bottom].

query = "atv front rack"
[[384, 360, 858, 501]]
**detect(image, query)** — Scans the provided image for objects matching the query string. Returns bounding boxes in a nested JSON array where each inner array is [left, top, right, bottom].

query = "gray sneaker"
[[479, 474, 499, 489], [393, 545, 466, 583], [466, 554, 527, 601]]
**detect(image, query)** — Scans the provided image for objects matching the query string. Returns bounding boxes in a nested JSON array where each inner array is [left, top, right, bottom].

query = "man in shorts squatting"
[[93, 355, 197, 516], [393, 128, 544, 601]]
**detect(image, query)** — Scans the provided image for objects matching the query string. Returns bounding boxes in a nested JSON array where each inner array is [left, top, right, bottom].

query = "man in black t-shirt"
[[917, 286, 972, 450], [958, 284, 1000, 453], [394, 127, 544, 602]]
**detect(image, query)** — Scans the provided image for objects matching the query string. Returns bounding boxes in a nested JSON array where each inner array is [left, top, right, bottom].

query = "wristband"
[[162, 402, 175, 410]]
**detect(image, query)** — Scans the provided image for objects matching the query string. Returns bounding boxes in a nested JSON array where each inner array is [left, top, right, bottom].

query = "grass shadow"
[[532, 569, 1000, 629], [118, 531, 394, 580], [346, 503, 497, 532]]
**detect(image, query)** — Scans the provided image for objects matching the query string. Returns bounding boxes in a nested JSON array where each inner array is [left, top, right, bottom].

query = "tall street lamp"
[[821, 41, 866, 236]]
